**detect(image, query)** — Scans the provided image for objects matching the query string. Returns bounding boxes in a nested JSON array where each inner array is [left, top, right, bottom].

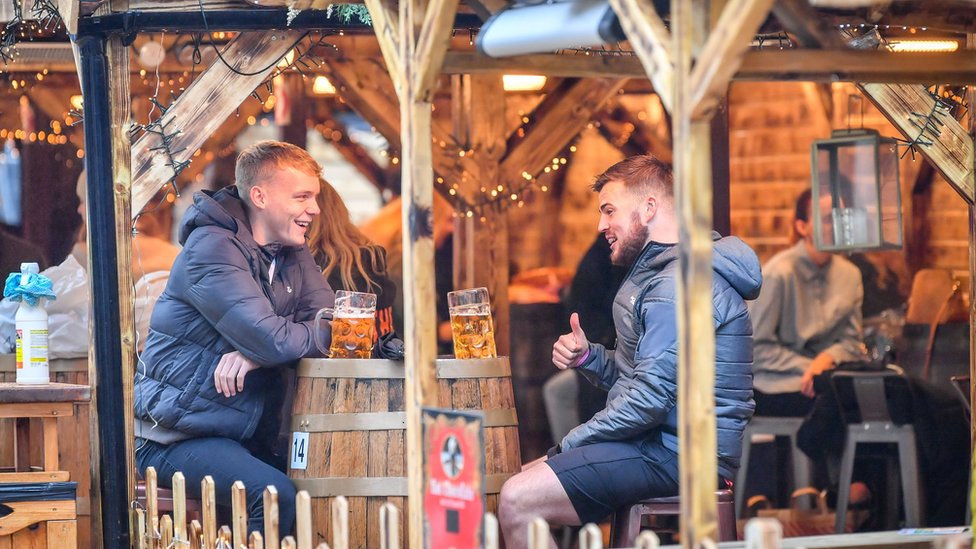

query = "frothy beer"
[[329, 311, 375, 359], [449, 303, 497, 359]]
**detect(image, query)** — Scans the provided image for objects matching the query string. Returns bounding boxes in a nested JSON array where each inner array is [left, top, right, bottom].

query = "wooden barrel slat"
[[290, 358, 520, 549]]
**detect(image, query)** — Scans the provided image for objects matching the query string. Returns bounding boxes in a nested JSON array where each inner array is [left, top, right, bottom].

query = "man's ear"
[[794, 218, 809, 239], [641, 196, 657, 224], [249, 185, 267, 209]]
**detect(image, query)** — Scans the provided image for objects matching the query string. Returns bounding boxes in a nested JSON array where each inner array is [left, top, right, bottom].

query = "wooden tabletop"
[[0, 382, 91, 403]]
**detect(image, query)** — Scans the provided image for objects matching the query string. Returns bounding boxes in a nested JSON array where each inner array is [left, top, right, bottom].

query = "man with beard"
[[498, 155, 762, 548]]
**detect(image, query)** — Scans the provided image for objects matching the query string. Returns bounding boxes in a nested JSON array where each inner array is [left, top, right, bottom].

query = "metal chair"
[[734, 416, 814, 519], [609, 489, 737, 547], [830, 369, 924, 533]]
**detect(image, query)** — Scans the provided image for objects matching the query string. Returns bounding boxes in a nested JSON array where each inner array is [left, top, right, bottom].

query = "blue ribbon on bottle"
[[3, 272, 57, 306]]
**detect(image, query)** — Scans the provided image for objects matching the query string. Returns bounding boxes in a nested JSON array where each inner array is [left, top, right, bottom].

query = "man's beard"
[[611, 211, 649, 266]]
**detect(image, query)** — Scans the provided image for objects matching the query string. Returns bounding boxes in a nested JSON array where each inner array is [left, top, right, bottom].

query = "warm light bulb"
[[312, 76, 336, 95], [69, 94, 84, 110], [888, 39, 959, 53], [503, 75, 547, 92]]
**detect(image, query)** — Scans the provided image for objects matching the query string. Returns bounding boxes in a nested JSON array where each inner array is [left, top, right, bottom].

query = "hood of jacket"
[[179, 185, 252, 247], [636, 232, 762, 301]]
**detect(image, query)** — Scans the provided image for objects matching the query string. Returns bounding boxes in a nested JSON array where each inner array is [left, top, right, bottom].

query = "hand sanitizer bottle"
[[15, 262, 49, 384]]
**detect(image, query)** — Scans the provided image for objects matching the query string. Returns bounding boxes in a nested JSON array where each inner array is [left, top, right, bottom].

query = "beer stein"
[[447, 287, 497, 359], [314, 291, 377, 359]]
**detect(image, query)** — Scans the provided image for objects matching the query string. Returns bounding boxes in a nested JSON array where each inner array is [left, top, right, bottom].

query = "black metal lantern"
[[810, 129, 903, 252]]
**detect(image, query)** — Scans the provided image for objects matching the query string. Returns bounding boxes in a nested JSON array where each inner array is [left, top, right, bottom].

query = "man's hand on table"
[[800, 352, 835, 398], [214, 350, 260, 397]]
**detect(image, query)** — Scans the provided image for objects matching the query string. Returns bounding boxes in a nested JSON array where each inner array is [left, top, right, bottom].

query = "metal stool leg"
[[898, 431, 924, 527], [835, 432, 858, 534], [735, 424, 754, 519]]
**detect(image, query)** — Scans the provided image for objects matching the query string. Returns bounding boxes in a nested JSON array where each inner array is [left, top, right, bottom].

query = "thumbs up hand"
[[552, 313, 590, 370]]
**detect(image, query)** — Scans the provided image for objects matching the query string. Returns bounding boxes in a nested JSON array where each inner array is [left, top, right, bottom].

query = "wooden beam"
[[412, 0, 461, 101], [594, 103, 673, 164], [860, 83, 975, 203], [451, 74, 510, 356], [673, 0, 719, 544], [690, 0, 775, 119], [325, 57, 480, 193], [608, 0, 673, 112], [772, 0, 848, 49], [501, 78, 627, 187], [175, 99, 265, 185], [313, 117, 394, 194], [55, 0, 78, 35], [363, 0, 402, 92], [130, 30, 302, 217]]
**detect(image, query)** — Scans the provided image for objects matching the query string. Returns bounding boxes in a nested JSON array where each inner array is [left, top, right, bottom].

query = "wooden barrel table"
[[288, 357, 521, 549]]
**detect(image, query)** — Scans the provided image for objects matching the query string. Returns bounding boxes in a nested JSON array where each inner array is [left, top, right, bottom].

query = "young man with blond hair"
[[135, 141, 334, 536]]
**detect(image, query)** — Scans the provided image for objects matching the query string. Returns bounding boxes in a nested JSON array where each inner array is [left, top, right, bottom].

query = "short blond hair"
[[235, 141, 322, 206]]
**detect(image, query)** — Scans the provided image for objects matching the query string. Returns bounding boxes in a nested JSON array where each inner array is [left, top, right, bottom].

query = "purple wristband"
[[573, 347, 591, 368]]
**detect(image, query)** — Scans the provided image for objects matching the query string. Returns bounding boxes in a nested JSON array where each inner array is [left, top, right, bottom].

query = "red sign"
[[423, 408, 486, 549]]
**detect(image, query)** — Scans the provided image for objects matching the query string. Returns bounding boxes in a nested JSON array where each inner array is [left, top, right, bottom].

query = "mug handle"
[[314, 307, 334, 356]]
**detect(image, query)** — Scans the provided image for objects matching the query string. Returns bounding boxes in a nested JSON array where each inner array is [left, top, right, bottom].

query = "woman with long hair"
[[307, 178, 397, 345]]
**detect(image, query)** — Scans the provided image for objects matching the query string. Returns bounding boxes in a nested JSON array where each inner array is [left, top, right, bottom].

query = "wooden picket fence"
[[133, 466, 658, 549], [133, 467, 972, 549]]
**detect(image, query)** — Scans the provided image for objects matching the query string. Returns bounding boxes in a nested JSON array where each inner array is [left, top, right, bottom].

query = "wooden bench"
[[0, 382, 90, 548]]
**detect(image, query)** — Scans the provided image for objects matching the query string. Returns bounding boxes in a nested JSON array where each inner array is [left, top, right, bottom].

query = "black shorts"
[[545, 438, 680, 524]]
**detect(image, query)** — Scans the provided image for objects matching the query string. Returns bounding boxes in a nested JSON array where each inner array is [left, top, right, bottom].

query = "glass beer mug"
[[314, 290, 377, 359], [448, 287, 497, 359]]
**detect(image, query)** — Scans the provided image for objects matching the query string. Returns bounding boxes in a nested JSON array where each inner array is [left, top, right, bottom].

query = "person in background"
[[749, 188, 866, 414], [134, 141, 334, 537], [499, 155, 761, 548], [307, 177, 397, 345]]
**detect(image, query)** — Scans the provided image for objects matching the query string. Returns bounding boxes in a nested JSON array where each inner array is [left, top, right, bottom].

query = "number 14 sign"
[[291, 431, 309, 470]]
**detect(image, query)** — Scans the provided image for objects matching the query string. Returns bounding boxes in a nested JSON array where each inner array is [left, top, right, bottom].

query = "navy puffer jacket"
[[566, 233, 761, 480], [135, 186, 334, 444]]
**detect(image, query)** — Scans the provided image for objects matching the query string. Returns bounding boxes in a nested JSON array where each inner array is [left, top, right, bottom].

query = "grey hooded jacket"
[[565, 233, 762, 480], [135, 186, 334, 444]]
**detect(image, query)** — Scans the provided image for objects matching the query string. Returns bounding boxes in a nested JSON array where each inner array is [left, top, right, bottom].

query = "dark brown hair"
[[591, 155, 673, 200]]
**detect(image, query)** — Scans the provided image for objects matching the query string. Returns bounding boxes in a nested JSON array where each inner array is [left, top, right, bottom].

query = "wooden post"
[[264, 486, 280, 549], [379, 502, 399, 549], [296, 491, 312, 549], [190, 520, 203, 549], [364, 2, 459, 547], [232, 481, 248, 549], [250, 531, 265, 549], [578, 524, 603, 549], [160, 516, 173, 549], [77, 24, 131, 549], [483, 512, 499, 549], [135, 508, 147, 549], [743, 517, 782, 549], [636, 531, 661, 549], [202, 476, 216, 549], [672, 0, 719, 545], [173, 472, 188, 545], [282, 537, 297, 549], [146, 467, 159, 548], [527, 517, 549, 549], [331, 495, 349, 549], [451, 74, 510, 355]]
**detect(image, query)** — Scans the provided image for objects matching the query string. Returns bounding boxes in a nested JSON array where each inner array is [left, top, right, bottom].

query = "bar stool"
[[608, 489, 736, 547], [734, 416, 813, 518], [830, 370, 923, 532]]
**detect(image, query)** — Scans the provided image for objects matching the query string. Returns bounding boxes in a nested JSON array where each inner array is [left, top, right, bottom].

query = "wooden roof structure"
[[44, 0, 976, 547]]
